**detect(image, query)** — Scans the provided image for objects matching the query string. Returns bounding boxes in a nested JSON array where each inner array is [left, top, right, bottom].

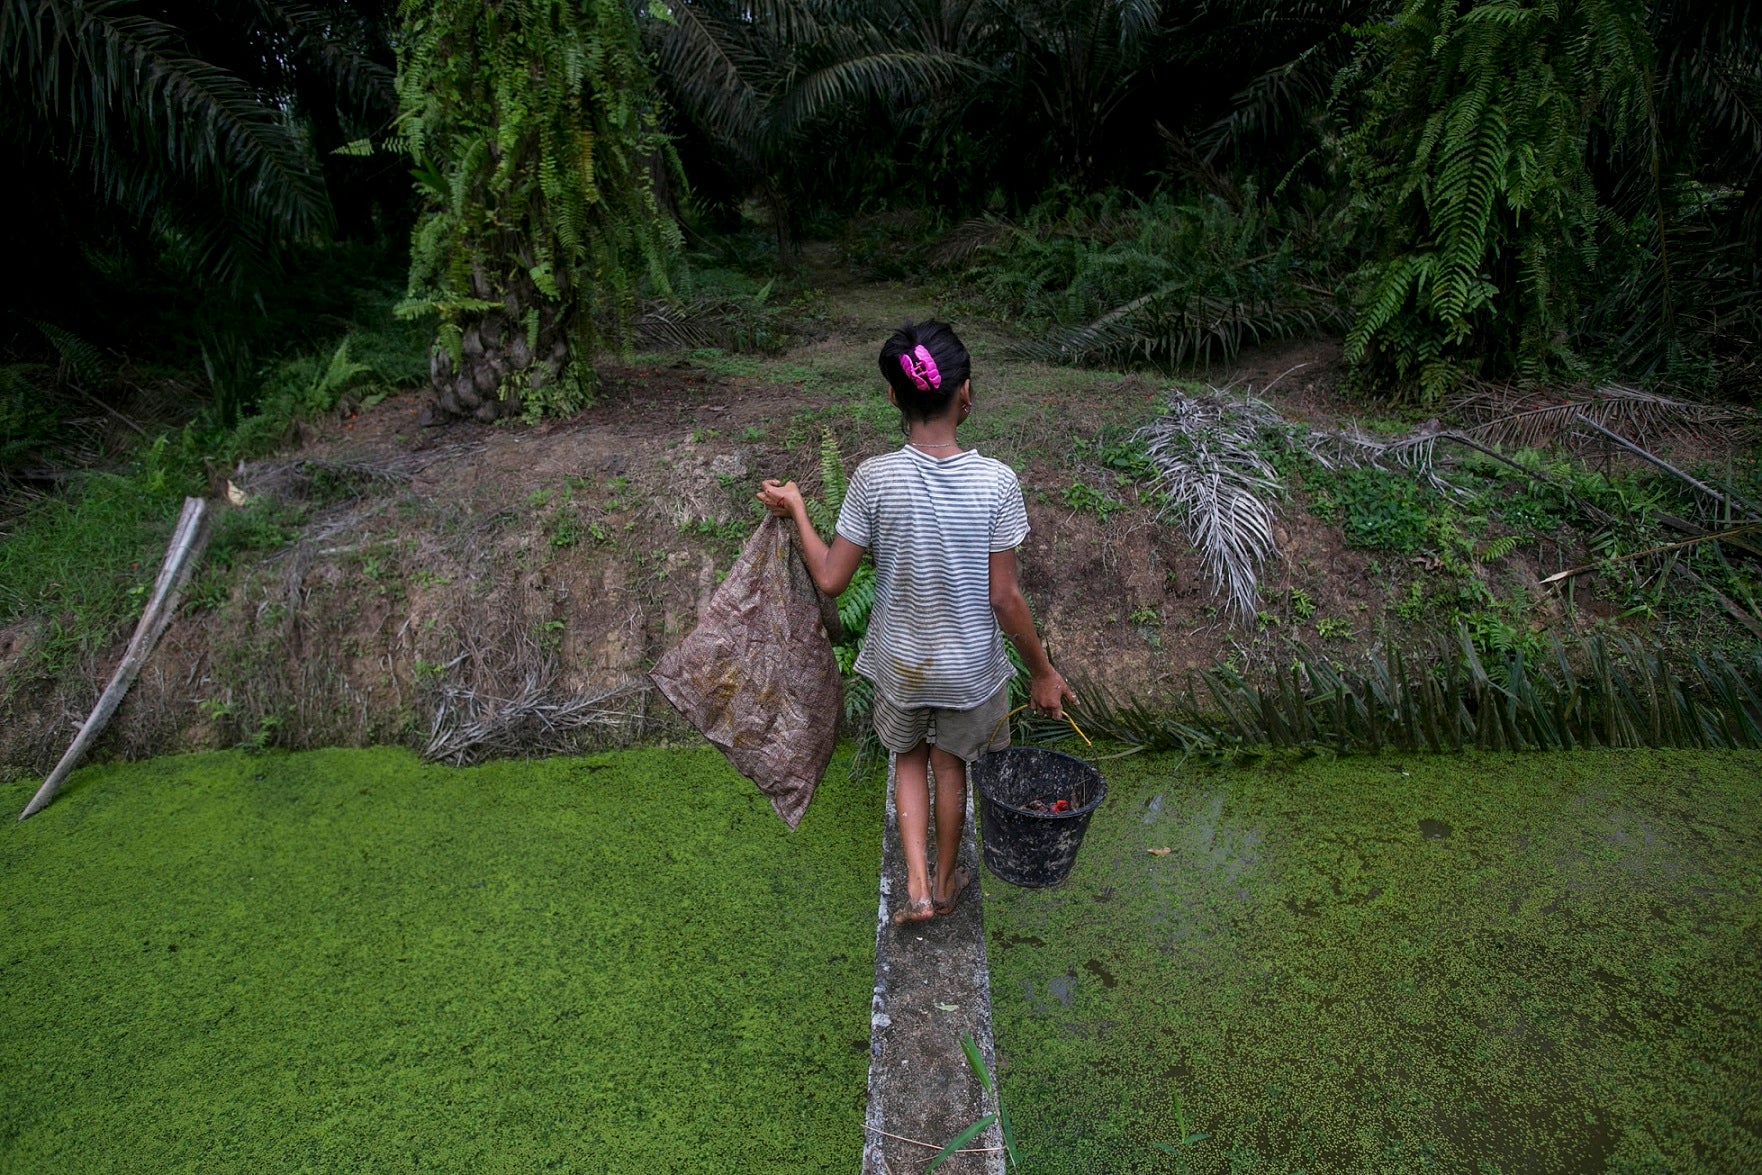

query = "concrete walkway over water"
[[861, 758, 1005, 1175]]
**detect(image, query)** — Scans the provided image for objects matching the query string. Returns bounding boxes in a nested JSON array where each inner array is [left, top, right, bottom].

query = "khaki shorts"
[[871, 684, 1011, 762]]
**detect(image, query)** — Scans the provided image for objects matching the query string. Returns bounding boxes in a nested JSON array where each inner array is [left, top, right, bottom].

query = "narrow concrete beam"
[[862, 757, 1005, 1175]]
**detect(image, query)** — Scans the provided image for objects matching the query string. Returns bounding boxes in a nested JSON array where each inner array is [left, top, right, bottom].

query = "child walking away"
[[758, 321, 1075, 924]]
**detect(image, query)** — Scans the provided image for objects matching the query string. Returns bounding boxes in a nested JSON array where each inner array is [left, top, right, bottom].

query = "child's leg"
[[928, 746, 969, 907], [892, 741, 936, 922]]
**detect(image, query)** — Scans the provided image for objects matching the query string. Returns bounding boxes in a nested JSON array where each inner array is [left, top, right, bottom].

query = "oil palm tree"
[[397, 0, 681, 419], [643, 0, 961, 260], [2, 0, 395, 287]]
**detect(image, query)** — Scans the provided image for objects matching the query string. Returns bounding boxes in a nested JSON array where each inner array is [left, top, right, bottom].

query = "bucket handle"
[[989, 703, 1092, 749]]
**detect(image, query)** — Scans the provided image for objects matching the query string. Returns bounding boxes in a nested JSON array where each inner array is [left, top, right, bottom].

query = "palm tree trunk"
[[430, 253, 572, 421]]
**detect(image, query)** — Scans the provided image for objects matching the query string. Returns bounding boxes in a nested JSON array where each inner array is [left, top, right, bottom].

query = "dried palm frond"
[[1022, 289, 1336, 371], [1305, 420, 1459, 491], [929, 215, 1012, 270], [424, 677, 651, 766], [630, 299, 726, 352], [1137, 390, 1286, 621], [628, 295, 795, 356], [237, 443, 487, 503], [1454, 382, 1752, 451]]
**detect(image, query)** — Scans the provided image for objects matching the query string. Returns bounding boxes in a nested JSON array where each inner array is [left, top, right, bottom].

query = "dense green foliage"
[[0, 1, 407, 428], [1, 0, 395, 286], [986, 749, 1762, 1171], [398, 0, 680, 418], [1341, 0, 1651, 397], [967, 187, 1349, 369], [1, 745, 880, 1171]]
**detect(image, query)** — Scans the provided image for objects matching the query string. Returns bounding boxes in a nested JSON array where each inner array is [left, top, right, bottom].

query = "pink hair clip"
[[898, 345, 941, 392]]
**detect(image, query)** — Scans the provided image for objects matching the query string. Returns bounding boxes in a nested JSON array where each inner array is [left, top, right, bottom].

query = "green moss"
[[984, 750, 1762, 1173], [1, 746, 882, 1172]]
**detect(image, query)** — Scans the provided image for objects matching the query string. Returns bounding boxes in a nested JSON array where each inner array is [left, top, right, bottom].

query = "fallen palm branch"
[[1571, 413, 1762, 521], [1539, 522, 1762, 585], [1455, 382, 1751, 451], [423, 677, 651, 766], [1136, 391, 1286, 621], [20, 497, 209, 820], [1137, 381, 1761, 625], [236, 443, 485, 502]]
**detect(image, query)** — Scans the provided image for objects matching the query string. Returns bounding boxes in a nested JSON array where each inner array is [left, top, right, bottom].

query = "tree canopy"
[[3, 0, 1757, 421]]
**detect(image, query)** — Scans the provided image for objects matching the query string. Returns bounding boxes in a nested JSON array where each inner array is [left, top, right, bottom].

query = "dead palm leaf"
[[1137, 390, 1285, 621]]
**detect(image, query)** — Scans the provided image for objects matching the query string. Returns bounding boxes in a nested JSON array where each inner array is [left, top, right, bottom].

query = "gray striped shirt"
[[836, 446, 1031, 709]]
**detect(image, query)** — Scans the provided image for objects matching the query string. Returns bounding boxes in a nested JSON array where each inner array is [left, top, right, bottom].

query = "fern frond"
[[818, 429, 848, 519]]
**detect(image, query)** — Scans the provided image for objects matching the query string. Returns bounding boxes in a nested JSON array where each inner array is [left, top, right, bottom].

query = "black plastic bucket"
[[973, 747, 1106, 888]]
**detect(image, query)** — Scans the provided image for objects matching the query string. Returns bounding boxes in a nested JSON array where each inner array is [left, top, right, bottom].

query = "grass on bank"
[[984, 748, 1762, 1173], [0, 745, 881, 1173]]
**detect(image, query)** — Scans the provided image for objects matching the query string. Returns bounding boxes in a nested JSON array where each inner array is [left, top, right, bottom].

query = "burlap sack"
[[650, 515, 842, 828]]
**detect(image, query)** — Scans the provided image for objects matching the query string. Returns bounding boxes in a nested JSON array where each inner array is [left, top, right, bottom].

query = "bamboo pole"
[[18, 497, 210, 821]]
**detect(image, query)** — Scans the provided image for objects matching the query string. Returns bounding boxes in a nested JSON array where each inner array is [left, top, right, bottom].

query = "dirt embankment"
[[5, 363, 1238, 769], [0, 302, 1720, 775]]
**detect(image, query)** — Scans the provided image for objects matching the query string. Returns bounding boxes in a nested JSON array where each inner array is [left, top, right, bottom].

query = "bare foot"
[[933, 867, 972, 916], [890, 897, 935, 925]]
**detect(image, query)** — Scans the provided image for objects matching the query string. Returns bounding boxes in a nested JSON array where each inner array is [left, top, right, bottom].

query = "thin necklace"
[[910, 440, 960, 450]]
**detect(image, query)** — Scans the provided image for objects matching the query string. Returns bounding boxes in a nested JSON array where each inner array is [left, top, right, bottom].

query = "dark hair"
[[878, 320, 971, 432]]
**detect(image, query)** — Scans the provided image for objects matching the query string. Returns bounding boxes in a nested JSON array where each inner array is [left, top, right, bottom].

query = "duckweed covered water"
[[1, 746, 882, 1172], [985, 750, 1762, 1172]]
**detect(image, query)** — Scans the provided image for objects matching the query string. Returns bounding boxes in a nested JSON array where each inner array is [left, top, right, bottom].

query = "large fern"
[[1341, 0, 1651, 400]]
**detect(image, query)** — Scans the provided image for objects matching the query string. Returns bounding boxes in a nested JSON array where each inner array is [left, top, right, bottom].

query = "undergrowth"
[[964, 185, 1349, 371], [1060, 631, 1762, 757], [0, 433, 205, 677], [1, 285, 429, 677]]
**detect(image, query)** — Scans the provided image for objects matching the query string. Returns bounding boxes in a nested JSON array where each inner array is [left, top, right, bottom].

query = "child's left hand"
[[1030, 669, 1078, 721], [756, 479, 804, 518]]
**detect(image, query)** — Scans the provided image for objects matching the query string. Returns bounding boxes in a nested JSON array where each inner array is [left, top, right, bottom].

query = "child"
[[758, 320, 1075, 924]]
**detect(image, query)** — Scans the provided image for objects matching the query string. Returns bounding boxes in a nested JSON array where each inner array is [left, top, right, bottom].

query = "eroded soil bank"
[[1, 260, 1748, 773]]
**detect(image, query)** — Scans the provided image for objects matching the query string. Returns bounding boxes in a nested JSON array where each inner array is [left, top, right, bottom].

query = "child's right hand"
[[756, 479, 804, 518]]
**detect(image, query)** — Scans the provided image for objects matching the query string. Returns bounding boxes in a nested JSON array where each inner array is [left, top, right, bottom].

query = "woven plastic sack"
[[650, 515, 842, 828]]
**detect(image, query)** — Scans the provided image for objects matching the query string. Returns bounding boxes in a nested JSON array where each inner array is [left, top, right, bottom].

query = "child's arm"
[[989, 549, 1077, 720], [756, 479, 865, 597]]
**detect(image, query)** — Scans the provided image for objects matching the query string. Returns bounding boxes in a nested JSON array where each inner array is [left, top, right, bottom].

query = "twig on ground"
[[863, 1125, 1002, 1153], [424, 676, 651, 765], [1573, 413, 1762, 520], [1540, 523, 1762, 585]]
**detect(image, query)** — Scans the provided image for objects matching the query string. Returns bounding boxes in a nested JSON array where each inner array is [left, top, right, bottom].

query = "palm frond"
[[1453, 382, 1754, 450], [1136, 389, 1286, 621], [3, 0, 333, 275], [1070, 633, 1762, 755]]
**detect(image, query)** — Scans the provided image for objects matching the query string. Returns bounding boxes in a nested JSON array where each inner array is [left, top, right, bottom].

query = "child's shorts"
[[871, 684, 1010, 763]]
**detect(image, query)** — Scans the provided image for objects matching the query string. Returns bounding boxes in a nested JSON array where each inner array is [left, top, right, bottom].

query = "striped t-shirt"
[[836, 446, 1031, 709]]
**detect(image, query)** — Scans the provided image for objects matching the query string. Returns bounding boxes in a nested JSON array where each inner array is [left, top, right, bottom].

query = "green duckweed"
[[984, 749, 1762, 1173], [1, 746, 883, 1172]]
